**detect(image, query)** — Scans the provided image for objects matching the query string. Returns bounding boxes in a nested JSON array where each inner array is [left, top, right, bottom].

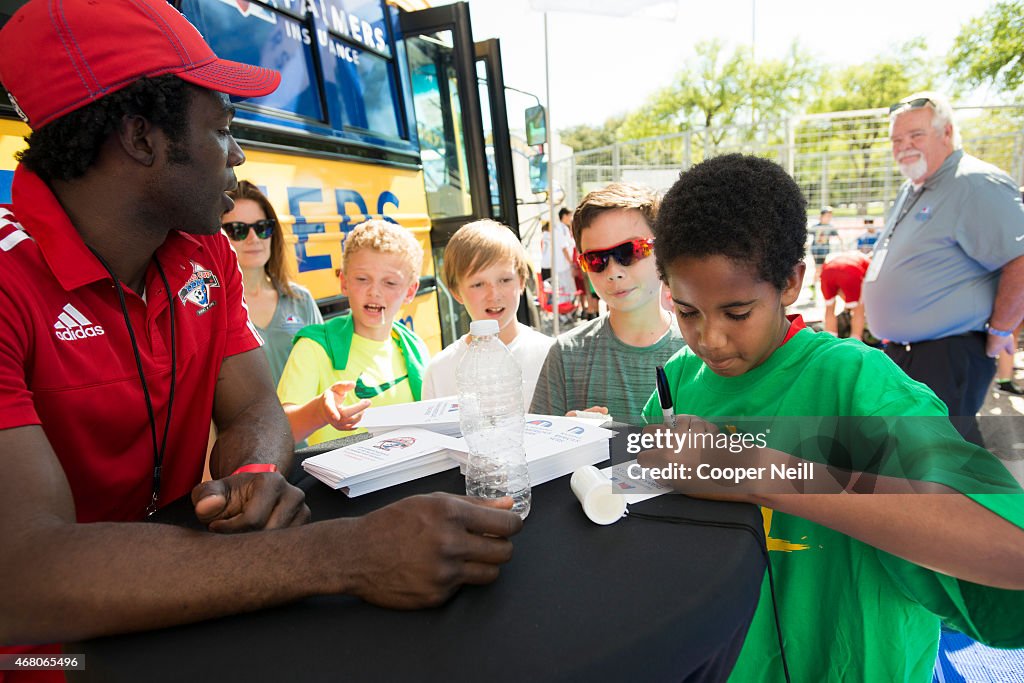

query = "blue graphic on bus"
[[0, 170, 12, 204], [288, 186, 332, 273], [336, 189, 369, 237]]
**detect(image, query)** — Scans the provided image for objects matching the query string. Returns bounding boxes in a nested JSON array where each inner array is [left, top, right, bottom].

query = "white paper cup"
[[570, 465, 627, 525]]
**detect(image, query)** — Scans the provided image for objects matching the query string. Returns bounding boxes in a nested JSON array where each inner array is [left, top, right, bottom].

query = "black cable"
[[628, 510, 792, 683], [88, 248, 176, 516]]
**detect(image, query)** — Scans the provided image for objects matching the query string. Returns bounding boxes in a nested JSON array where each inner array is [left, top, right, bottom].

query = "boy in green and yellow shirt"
[[278, 220, 428, 446]]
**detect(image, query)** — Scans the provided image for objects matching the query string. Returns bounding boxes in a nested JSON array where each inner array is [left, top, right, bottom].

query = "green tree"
[[616, 83, 688, 141], [948, 0, 1024, 93], [810, 39, 933, 113], [616, 39, 818, 148], [748, 42, 819, 128], [675, 39, 750, 135], [805, 39, 937, 213], [559, 115, 624, 153]]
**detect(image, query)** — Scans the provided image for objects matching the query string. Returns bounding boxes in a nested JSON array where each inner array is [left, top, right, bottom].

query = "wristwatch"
[[986, 323, 1014, 337]]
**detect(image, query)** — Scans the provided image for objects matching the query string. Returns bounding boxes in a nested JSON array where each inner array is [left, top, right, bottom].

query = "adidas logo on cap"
[[54, 303, 105, 341]]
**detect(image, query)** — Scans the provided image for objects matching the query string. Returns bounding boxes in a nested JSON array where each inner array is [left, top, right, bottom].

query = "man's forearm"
[[990, 255, 1024, 330], [2, 493, 521, 644], [210, 393, 294, 478], [0, 517, 344, 644]]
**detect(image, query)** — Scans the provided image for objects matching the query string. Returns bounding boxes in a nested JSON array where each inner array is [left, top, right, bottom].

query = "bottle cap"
[[570, 466, 626, 525], [469, 320, 500, 336]]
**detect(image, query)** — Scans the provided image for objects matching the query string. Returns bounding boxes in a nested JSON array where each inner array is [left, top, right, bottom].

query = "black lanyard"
[[88, 248, 177, 516], [882, 186, 926, 249]]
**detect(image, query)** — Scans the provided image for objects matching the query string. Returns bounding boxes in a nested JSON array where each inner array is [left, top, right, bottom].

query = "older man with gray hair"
[[863, 91, 1024, 445]]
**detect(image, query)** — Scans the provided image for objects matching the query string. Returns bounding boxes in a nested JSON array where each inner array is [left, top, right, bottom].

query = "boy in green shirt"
[[278, 219, 429, 445], [640, 154, 1024, 682]]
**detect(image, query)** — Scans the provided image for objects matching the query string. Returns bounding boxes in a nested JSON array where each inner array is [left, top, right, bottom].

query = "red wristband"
[[231, 463, 278, 476]]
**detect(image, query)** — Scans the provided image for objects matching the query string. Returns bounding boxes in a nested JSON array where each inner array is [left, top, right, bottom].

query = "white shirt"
[[422, 324, 555, 408], [539, 226, 574, 276], [556, 221, 576, 271]]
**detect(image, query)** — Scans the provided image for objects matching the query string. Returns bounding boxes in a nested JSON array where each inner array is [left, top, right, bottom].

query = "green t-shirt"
[[642, 327, 1024, 682]]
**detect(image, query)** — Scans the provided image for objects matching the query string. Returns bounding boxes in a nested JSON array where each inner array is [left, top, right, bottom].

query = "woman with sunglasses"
[[223, 181, 322, 386]]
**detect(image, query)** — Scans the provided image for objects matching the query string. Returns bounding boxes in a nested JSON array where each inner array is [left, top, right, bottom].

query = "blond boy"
[[278, 220, 429, 445], [422, 220, 553, 406], [530, 183, 685, 424]]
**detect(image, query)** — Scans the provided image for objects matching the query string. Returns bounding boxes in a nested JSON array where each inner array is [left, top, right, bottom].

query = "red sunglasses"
[[577, 238, 655, 273]]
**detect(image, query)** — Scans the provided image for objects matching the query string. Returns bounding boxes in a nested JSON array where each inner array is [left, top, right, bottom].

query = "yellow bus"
[[0, 0, 522, 354]]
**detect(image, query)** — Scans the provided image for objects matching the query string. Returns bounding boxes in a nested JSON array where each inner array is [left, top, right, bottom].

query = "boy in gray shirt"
[[531, 183, 685, 424]]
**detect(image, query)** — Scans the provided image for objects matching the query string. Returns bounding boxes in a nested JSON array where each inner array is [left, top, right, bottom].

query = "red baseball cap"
[[0, 0, 281, 130]]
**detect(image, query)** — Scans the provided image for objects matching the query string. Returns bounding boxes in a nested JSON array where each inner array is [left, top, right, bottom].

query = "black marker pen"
[[655, 365, 675, 428]]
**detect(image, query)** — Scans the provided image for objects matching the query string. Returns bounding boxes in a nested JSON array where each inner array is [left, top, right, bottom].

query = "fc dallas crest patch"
[[178, 261, 221, 315]]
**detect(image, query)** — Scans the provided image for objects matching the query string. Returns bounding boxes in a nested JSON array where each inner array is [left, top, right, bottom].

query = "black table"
[[73, 452, 766, 683]]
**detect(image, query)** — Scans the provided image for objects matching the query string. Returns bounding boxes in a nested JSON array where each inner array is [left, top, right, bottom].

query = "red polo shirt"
[[0, 166, 262, 680], [0, 165, 262, 522]]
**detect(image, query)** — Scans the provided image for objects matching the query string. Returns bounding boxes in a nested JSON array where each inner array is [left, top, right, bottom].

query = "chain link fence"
[[556, 106, 1024, 218]]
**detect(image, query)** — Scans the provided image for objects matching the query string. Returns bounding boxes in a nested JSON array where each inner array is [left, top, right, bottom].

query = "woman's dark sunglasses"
[[577, 237, 655, 273], [222, 218, 276, 241]]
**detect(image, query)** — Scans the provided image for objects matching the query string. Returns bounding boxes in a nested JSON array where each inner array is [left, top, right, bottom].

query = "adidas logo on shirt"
[[53, 303, 105, 341]]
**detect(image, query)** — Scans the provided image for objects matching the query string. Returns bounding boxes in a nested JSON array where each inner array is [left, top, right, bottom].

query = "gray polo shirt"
[[257, 283, 322, 387], [863, 149, 1024, 342]]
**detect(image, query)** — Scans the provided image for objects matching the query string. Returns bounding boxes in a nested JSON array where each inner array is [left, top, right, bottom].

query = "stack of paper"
[[301, 427, 465, 497], [359, 396, 462, 437], [568, 410, 613, 426], [311, 403, 614, 495], [449, 414, 614, 486]]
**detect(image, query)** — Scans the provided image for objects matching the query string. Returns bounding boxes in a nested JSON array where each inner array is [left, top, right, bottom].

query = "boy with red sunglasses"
[[530, 182, 685, 424]]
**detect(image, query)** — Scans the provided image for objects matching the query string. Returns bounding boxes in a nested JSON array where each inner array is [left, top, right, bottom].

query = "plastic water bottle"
[[457, 319, 532, 519]]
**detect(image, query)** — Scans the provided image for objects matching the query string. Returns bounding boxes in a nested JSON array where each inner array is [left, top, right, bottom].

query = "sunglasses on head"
[[577, 237, 655, 273], [222, 218, 276, 241], [888, 97, 932, 115]]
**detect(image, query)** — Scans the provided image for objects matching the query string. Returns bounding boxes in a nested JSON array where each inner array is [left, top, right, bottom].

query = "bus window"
[[179, 0, 409, 147], [477, 59, 501, 222], [474, 37, 519, 236], [405, 30, 474, 219], [322, 43, 401, 138], [179, 0, 323, 121], [316, 0, 403, 138]]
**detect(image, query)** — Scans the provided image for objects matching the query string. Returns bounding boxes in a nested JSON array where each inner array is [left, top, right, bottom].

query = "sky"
[[462, 0, 1000, 129]]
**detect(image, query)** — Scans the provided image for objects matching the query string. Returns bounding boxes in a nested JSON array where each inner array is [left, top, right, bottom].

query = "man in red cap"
[[0, 0, 521, 671]]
